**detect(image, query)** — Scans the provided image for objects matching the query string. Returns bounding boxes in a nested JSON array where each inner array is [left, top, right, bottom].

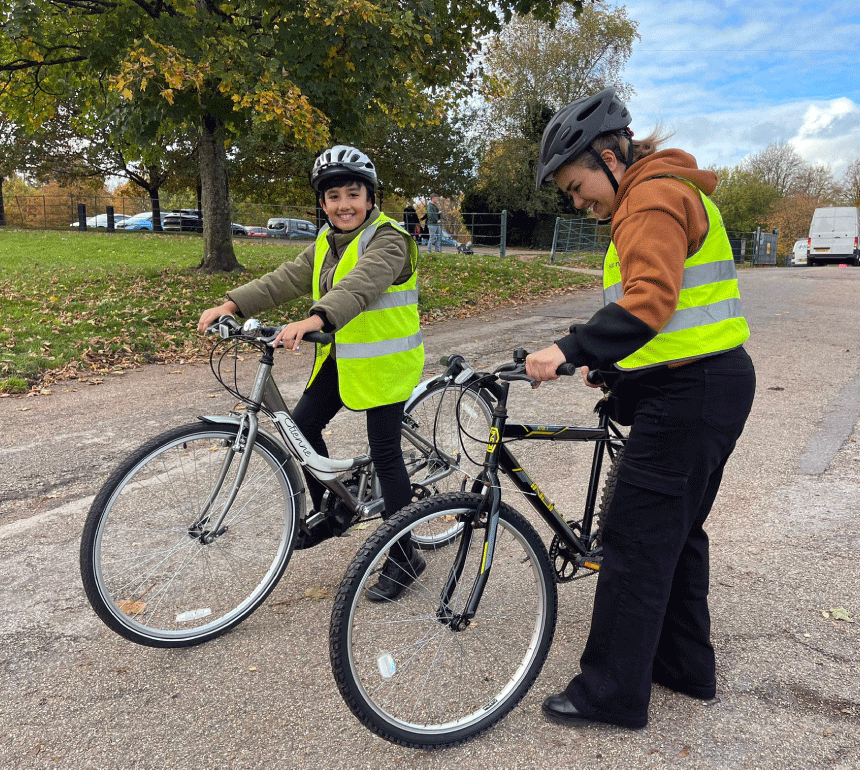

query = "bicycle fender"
[[198, 413, 285, 449], [405, 375, 497, 412], [404, 374, 448, 411]]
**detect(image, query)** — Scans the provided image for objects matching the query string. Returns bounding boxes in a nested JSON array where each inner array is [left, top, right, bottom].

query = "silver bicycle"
[[79, 316, 493, 648]]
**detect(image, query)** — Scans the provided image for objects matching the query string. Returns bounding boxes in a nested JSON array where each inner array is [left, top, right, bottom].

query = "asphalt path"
[[1, 266, 859, 770]]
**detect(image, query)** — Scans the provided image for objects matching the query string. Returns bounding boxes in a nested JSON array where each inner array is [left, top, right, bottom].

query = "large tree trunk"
[[197, 112, 243, 273], [147, 178, 163, 233], [0, 176, 6, 226]]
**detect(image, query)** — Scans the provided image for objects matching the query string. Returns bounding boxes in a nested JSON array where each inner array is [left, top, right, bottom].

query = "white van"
[[806, 207, 860, 266], [791, 238, 808, 266]]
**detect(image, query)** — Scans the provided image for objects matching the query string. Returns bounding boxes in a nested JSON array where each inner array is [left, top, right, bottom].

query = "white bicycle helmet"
[[310, 145, 377, 193], [534, 87, 632, 191]]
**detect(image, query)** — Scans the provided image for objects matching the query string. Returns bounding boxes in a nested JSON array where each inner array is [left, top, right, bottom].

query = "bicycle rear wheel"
[[80, 422, 301, 647], [330, 493, 557, 748], [402, 383, 493, 549]]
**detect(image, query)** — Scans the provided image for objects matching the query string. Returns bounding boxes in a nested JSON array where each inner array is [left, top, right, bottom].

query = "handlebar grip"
[[586, 368, 604, 386], [556, 363, 578, 376], [302, 331, 333, 345]]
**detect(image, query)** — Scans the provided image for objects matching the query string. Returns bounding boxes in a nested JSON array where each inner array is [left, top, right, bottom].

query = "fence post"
[[550, 217, 561, 263], [500, 210, 507, 258], [106, 205, 115, 232], [77, 203, 87, 231]]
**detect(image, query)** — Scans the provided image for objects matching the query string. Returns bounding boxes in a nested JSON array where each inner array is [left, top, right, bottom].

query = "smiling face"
[[320, 181, 373, 231], [553, 150, 625, 221]]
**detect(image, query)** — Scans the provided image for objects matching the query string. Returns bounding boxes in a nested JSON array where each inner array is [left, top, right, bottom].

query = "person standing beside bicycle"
[[197, 144, 426, 601], [527, 88, 756, 729]]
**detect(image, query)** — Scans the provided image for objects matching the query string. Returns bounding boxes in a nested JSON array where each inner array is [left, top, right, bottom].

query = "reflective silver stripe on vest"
[[356, 222, 380, 257], [681, 260, 738, 289], [366, 288, 419, 311], [336, 331, 424, 359], [604, 259, 738, 305], [604, 281, 622, 303], [660, 298, 744, 333]]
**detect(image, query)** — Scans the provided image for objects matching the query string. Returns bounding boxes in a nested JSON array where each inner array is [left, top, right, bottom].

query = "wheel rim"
[[342, 505, 550, 738], [90, 429, 295, 643]]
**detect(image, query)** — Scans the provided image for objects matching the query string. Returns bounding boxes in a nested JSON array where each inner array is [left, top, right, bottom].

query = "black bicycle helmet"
[[534, 87, 632, 191], [310, 144, 377, 193]]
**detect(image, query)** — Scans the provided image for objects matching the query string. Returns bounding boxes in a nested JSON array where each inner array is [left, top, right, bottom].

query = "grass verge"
[[0, 228, 599, 395]]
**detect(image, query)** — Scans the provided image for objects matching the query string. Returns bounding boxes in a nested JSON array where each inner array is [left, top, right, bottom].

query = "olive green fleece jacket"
[[226, 207, 414, 331]]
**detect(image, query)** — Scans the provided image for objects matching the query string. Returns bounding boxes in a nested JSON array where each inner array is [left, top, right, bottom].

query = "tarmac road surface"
[[1, 266, 859, 769]]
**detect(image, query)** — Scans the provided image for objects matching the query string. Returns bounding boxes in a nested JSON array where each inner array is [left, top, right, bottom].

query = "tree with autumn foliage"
[[0, 0, 571, 272]]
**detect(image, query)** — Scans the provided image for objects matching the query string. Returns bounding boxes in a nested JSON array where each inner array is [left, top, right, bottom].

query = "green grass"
[[0, 228, 599, 394]]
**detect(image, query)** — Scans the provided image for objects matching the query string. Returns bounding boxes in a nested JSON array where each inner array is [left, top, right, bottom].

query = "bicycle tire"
[[402, 383, 493, 549], [330, 493, 557, 748], [80, 422, 302, 648], [595, 444, 626, 541]]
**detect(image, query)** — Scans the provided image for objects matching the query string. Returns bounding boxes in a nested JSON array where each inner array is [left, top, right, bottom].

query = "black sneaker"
[[366, 549, 426, 602], [294, 504, 360, 551]]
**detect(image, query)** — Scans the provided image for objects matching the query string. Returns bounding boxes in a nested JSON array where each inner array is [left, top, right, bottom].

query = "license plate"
[[814, 248, 829, 252]]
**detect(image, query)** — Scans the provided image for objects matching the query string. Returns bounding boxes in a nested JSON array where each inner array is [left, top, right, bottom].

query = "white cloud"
[[607, 0, 860, 179]]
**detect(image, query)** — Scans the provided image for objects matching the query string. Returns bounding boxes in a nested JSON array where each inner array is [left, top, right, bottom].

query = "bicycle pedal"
[[577, 554, 602, 571]]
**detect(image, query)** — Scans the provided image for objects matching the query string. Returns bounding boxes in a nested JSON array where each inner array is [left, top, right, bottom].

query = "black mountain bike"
[[329, 349, 627, 748]]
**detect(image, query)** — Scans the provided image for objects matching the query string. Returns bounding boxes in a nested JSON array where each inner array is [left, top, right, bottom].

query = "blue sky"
[[612, 0, 860, 178]]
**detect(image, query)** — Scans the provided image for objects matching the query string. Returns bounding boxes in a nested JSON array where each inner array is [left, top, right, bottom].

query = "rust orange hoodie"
[[554, 149, 718, 371]]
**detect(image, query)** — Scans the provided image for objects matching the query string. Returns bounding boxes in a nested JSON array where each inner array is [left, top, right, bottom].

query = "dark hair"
[[318, 176, 375, 205]]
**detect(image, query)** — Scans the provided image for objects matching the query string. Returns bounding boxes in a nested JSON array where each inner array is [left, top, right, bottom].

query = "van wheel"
[[808, 258, 816, 266]]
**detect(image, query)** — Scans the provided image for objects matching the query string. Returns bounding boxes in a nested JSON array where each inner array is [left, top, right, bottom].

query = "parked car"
[[791, 238, 808, 266], [116, 211, 161, 231], [806, 206, 860, 266], [245, 226, 268, 237], [266, 217, 317, 239], [69, 213, 131, 229], [162, 209, 203, 233]]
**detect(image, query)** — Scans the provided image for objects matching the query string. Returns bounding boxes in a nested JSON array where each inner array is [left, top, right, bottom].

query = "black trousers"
[[565, 347, 756, 728], [291, 356, 413, 521]]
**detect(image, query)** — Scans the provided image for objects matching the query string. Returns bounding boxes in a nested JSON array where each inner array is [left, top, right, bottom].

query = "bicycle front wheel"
[[402, 383, 493, 549], [330, 493, 557, 748], [80, 422, 301, 647]]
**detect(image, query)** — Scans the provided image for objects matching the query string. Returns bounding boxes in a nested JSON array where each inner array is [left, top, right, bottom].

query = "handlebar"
[[206, 316, 333, 346], [440, 349, 585, 389]]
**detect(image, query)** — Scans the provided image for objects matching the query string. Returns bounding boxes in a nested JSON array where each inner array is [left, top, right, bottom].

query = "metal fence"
[[0, 194, 510, 256], [727, 228, 780, 266], [549, 217, 782, 267], [549, 216, 610, 262]]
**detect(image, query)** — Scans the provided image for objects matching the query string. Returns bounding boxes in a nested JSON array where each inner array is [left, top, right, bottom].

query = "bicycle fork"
[[190, 412, 261, 543], [436, 396, 508, 631]]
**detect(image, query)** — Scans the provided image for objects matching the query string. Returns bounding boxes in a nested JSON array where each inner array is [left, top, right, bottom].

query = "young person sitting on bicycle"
[[197, 144, 426, 601], [528, 88, 756, 729]]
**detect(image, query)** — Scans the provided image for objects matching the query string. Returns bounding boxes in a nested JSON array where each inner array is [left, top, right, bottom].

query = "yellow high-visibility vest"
[[604, 179, 750, 370], [309, 213, 424, 409]]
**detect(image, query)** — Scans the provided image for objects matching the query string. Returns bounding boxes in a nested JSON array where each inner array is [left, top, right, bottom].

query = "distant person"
[[529, 87, 756, 730], [403, 204, 420, 243], [426, 194, 442, 252], [198, 144, 426, 601]]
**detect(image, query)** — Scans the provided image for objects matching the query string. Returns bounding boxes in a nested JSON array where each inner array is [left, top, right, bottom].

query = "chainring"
[[549, 520, 584, 583]]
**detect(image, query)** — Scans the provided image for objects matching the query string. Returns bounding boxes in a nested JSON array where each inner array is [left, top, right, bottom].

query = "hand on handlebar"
[[524, 344, 567, 387], [582, 366, 604, 388], [272, 315, 325, 351], [198, 301, 239, 334]]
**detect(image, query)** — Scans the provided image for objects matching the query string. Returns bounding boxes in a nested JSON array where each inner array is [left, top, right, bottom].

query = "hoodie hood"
[[613, 149, 717, 216]]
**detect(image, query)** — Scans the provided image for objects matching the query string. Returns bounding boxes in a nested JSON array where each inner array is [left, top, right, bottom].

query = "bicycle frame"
[[440, 376, 625, 628], [200, 341, 465, 536]]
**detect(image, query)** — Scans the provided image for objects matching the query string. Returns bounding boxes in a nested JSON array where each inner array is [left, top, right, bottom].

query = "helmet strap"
[[585, 147, 620, 195]]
